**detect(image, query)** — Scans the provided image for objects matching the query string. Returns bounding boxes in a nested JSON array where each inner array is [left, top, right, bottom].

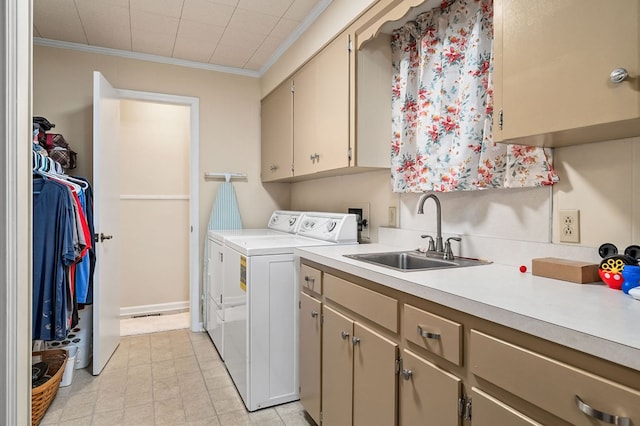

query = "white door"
[[92, 71, 121, 375]]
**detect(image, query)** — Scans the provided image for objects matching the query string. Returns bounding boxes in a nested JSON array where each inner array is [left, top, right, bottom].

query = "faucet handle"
[[421, 235, 436, 252], [444, 237, 462, 260]]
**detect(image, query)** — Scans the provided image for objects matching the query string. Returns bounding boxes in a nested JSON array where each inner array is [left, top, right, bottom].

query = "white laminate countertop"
[[295, 243, 640, 372]]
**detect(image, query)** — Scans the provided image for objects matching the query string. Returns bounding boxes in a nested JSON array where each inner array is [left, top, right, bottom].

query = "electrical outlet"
[[559, 209, 580, 243]]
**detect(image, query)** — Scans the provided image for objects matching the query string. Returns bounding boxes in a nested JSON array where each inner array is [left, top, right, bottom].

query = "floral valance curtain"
[[390, 0, 558, 192]]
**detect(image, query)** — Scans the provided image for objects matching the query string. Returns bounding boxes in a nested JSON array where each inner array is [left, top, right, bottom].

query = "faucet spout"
[[417, 194, 443, 253]]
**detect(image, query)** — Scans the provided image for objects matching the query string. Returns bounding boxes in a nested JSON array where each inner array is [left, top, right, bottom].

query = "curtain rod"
[[203, 172, 247, 182]]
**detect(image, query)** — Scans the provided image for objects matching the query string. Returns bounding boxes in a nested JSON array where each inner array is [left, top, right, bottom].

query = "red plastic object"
[[599, 268, 623, 290], [519, 265, 527, 273]]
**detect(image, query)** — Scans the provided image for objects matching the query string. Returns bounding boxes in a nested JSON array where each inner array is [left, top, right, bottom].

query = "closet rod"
[[204, 172, 247, 182]]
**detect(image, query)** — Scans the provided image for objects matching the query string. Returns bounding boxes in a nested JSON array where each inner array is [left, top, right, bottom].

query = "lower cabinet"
[[470, 329, 640, 426], [470, 387, 542, 426], [322, 305, 399, 426], [299, 260, 640, 426], [299, 291, 322, 425], [399, 349, 461, 426]]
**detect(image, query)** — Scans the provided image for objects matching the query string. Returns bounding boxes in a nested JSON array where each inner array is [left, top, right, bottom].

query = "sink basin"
[[344, 251, 490, 272]]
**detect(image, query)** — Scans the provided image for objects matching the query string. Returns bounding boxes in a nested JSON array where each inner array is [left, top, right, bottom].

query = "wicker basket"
[[31, 349, 68, 426]]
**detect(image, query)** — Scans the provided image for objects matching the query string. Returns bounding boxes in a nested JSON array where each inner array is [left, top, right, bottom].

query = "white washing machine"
[[205, 211, 304, 359], [223, 212, 357, 411]]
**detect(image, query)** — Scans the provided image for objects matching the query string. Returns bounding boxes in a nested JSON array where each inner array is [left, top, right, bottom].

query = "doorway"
[[118, 99, 191, 334], [117, 89, 200, 333]]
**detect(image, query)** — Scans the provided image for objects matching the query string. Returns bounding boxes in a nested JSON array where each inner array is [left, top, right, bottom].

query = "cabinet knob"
[[269, 165, 279, 172], [575, 395, 630, 426], [400, 368, 413, 380], [352, 336, 360, 345], [610, 67, 629, 84], [340, 331, 350, 340], [311, 310, 319, 318]]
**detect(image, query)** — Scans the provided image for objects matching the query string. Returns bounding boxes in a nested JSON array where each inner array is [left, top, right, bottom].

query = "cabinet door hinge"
[[498, 108, 503, 130], [395, 358, 401, 374], [348, 147, 353, 162], [320, 412, 323, 422], [348, 38, 353, 52], [298, 300, 301, 309], [291, 81, 295, 94], [458, 395, 472, 421], [321, 314, 324, 325], [291, 163, 294, 173]]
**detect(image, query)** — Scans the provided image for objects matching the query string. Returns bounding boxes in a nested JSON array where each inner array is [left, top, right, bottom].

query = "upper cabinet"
[[260, 3, 394, 182], [293, 32, 350, 177], [261, 80, 293, 182], [493, 0, 640, 147]]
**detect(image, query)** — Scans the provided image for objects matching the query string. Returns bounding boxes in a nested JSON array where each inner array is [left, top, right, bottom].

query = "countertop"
[[295, 243, 640, 372]]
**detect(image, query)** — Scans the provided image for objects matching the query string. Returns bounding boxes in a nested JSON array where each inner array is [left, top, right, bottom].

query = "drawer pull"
[[311, 310, 319, 318], [575, 395, 631, 426], [417, 325, 441, 340], [304, 276, 315, 285], [341, 331, 350, 340]]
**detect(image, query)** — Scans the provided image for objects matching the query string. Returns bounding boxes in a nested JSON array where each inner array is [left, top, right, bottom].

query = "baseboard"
[[120, 301, 189, 318]]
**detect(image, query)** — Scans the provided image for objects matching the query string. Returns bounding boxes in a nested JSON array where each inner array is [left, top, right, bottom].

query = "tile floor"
[[40, 329, 315, 425]]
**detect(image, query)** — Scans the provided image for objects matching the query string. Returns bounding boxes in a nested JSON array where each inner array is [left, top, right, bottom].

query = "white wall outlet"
[[559, 209, 580, 243]]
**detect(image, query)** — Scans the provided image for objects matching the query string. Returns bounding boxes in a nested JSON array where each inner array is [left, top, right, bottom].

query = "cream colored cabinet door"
[[293, 59, 316, 177], [493, 0, 640, 147], [399, 349, 461, 426], [352, 322, 398, 426], [314, 31, 350, 172], [471, 387, 543, 426], [322, 305, 354, 426], [299, 292, 322, 425], [294, 32, 350, 177], [261, 80, 293, 181]]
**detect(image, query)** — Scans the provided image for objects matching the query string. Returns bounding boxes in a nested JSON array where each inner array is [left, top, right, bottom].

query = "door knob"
[[341, 331, 350, 339], [352, 336, 360, 345]]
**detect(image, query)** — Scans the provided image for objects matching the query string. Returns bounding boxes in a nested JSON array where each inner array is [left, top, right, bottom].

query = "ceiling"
[[33, 0, 329, 75]]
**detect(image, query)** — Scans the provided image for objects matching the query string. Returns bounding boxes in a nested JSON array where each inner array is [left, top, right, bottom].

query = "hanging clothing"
[[390, 0, 558, 192], [32, 178, 76, 340], [32, 167, 95, 340]]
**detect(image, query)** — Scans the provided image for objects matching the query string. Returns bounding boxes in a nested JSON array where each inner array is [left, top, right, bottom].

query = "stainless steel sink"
[[344, 250, 490, 272]]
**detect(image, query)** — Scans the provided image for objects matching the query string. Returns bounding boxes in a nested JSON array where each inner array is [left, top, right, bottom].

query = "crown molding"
[[33, 38, 261, 78]]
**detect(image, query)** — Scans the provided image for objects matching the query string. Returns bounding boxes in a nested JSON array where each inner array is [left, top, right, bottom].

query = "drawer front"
[[404, 304, 462, 366], [324, 273, 398, 333], [470, 330, 640, 425], [471, 387, 542, 426], [300, 264, 322, 296]]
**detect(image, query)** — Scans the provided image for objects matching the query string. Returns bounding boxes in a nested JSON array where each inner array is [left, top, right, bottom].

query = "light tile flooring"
[[40, 329, 315, 425]]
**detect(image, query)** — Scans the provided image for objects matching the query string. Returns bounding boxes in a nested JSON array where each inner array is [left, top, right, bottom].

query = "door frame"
[[118, 88, 201, 331], [2, 0, 32, 423]]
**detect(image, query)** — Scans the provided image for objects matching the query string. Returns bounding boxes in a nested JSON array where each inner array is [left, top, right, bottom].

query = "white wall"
[[119, 100, 190, 310]]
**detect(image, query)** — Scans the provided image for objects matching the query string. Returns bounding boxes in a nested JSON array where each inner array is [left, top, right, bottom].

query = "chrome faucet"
[[417, 193, 443, 253]]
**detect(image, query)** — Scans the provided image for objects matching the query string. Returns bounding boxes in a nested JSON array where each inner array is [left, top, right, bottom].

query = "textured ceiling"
[[33, 0, 328, 74]]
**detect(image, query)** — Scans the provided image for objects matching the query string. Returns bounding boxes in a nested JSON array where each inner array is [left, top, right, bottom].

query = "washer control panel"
[[298, 213, 358, 243]]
